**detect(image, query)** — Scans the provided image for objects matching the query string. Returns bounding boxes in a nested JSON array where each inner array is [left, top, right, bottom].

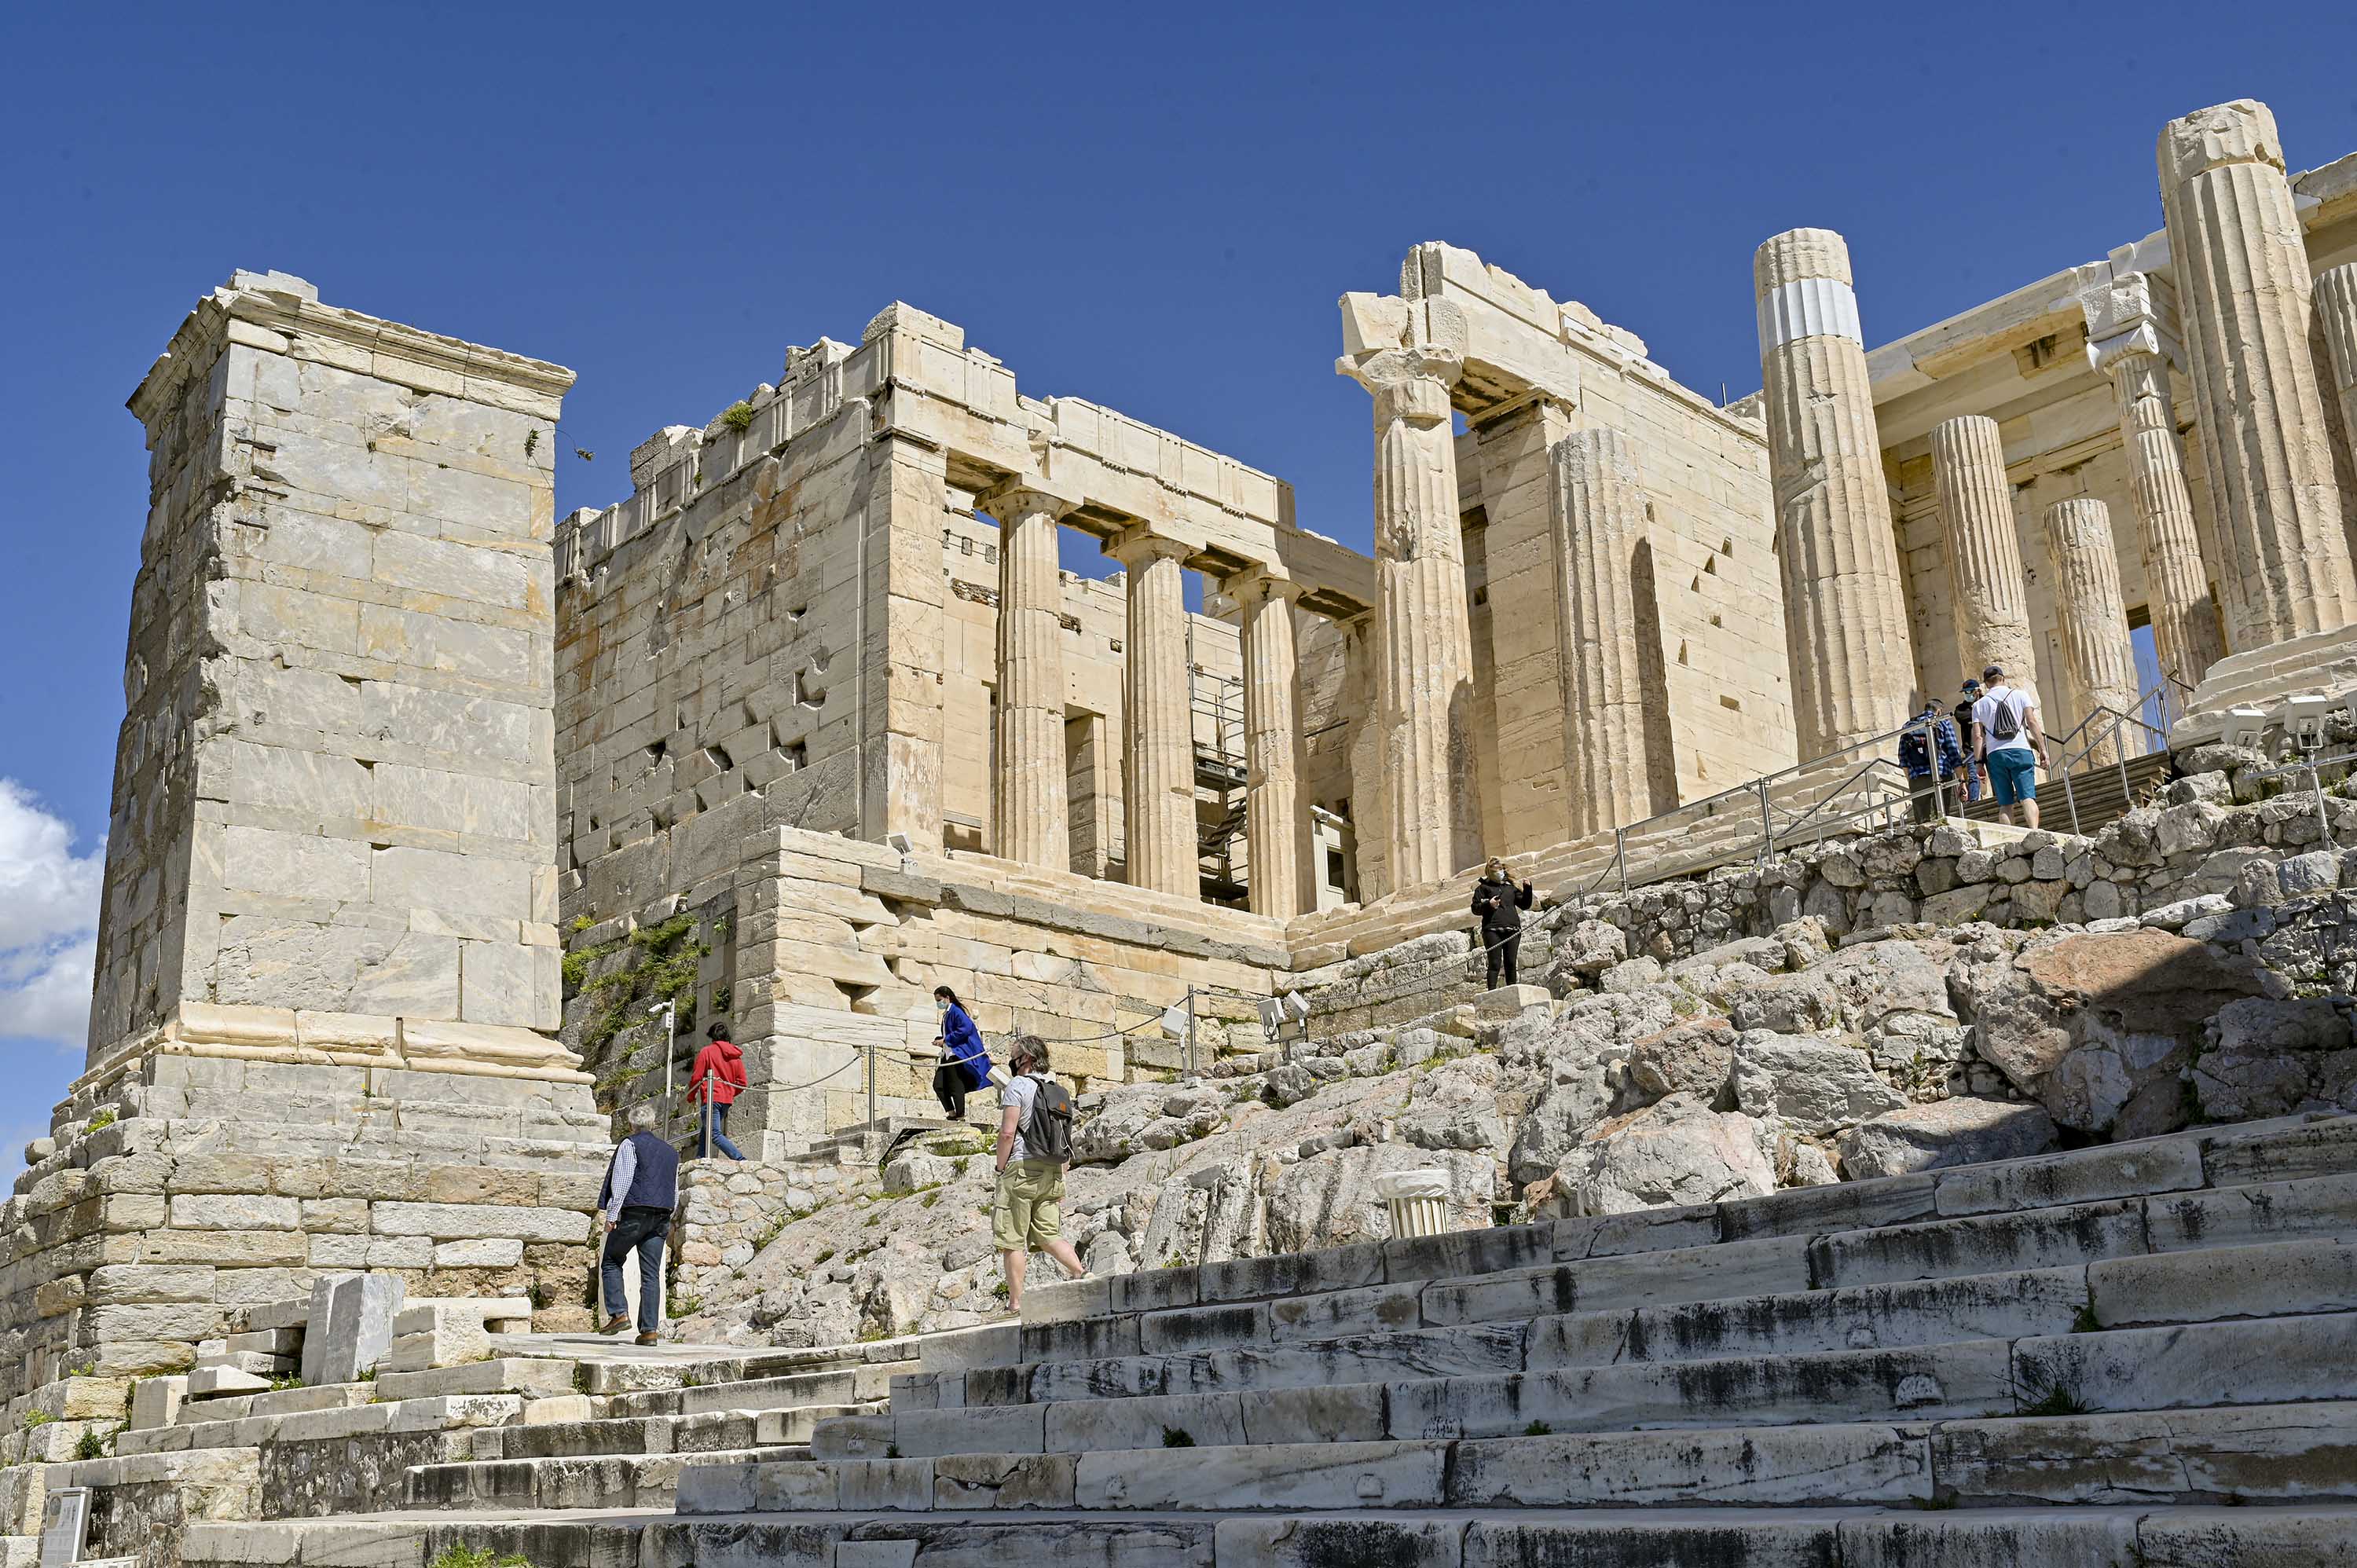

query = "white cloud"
[[0, 781, 104, 1053]]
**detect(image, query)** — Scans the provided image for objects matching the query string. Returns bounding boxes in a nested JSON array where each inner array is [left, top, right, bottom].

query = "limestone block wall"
[[94, 271, 575, 1074]]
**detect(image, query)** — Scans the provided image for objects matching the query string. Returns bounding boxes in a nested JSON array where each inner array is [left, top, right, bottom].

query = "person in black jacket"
[[1470, 857, 1535, 989]]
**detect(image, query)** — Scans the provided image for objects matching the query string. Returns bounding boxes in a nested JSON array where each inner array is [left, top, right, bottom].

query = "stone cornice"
[[129, 270, 574, 430]]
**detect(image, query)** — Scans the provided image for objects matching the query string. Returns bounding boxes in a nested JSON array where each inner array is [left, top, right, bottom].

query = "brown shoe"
[[635, 1332, 658, 1346], [598, 1315, 629, 1335]]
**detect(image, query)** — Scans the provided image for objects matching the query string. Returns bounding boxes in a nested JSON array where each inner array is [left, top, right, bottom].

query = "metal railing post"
[[1615, 828, 1629, 898], [864, 1037, 877, 1125], [2311, 762, 2336, 851], [1755, 777, 1774, 862], [2056, 753, 2081, 837], [702, 1090, 713, 1160]]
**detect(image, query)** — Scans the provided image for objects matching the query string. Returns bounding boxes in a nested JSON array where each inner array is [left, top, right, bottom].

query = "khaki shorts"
[[992, 1159, 1065, 1251]]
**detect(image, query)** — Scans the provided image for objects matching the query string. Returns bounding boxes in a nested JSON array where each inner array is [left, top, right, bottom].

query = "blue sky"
[[3, 2, 2353, 1138]]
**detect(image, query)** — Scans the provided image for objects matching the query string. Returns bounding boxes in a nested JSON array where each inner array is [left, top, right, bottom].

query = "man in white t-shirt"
[[1970, 664, 2048, 828]]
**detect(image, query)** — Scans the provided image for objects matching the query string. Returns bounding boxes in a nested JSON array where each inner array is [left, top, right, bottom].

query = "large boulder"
[[1557, 1094, 1776, 1214], [1545, 918, 1628, 993], [1263, 1145, 1490, 1254], [1507, 1059, 1615, 1185], [1835, 1097, 2059, 1179], [1729, 1031, 1910, 1136], [1396, 1057, 1508, 1154], [1953, 928, 2266, 1138], [2190, 997, 2357, 1120], [1620, 1017, 1738, 1108]]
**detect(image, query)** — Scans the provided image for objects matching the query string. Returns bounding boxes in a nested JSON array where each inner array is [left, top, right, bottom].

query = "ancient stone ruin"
[[5, 94, 2357, 1566]]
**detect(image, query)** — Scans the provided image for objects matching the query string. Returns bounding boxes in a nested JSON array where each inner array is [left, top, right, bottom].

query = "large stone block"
[[299, 1273, 405, 1386]]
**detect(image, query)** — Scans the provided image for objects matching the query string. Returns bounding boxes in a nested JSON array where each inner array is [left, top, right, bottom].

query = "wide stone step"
[[490, 1409, 819, 1460], [681, 1401, 2357, 1515], [602, 1363, 904, 1419], [405, 1445, 784, 1511], [960, 1240, 2353, 1409], [1016, 1170, 2357, 1372], [180, 1515, 660, 1568], [630, 1503, 2357, 1566], [879, 1313, 2357, 1457]]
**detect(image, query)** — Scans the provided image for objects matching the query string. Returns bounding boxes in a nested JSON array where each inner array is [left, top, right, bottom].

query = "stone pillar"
[[99, 269, 581, 1076], [1754, 228, 1915, 757], [2317, 265, 2357, 489], [2079, 266, 2227, 695], [2044, 500, 2143, 766], [980, 484, 1078, 869], [1927, 416, 2037, 694], [2158, 100, 2355, 648], [1110, 527, 1197, 899], [1231, 570, 1314, 918], [1550, 428, 1653, 837], [1339, 293, 1483, 891]]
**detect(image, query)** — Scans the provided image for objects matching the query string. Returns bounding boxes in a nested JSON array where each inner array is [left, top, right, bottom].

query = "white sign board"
[[38, 1486, 90, 1568]]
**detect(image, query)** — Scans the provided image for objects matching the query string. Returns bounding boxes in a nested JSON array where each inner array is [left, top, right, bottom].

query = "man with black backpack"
[[1970, 664, 2048, 828], [992, 1034, 1087, 1313]]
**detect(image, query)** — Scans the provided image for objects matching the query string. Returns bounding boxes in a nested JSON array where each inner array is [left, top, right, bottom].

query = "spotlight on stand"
[[2222, 705, 2271, 755], [885, 830, 914, 874]]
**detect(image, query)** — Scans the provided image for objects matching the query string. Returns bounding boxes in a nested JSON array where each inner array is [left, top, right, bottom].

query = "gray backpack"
[[1988, 691, 2022, 743]]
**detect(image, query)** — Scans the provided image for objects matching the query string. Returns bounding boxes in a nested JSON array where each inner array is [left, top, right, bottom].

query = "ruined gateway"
[[3, 95, 2357, 1564]]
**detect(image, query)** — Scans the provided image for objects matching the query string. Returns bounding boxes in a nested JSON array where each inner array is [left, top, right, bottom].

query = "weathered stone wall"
[[97, 270, 575, 1070]]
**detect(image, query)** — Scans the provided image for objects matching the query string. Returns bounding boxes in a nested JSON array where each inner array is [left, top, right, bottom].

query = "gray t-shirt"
[[999, 1073, 1038, 1162]]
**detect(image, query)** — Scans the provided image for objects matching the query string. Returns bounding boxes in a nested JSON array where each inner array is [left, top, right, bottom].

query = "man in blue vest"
[[597, 1104, 679, 1345]]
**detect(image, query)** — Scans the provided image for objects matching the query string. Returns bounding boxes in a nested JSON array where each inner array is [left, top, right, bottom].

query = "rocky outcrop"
[[1835, 1097, 2059, 1178], [1558, 1093, 1777, 1213]]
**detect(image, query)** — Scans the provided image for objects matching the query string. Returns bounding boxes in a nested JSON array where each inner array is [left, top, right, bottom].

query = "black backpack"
[[1897, 726, 1930, 772], [1988, 691, 2022, 743], [1021, 1073, 1074, 1164]]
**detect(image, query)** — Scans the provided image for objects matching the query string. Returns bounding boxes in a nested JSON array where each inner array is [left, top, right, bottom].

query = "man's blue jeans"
[[601, 1204, 670, 1333]]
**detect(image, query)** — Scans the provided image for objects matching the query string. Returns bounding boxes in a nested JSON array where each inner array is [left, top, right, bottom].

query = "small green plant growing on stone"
[[2071, 1302, 2103, 1335], [859, 1324, 889, 1343], [720, 401, 756, 434], [812, 1248, 835, 1266], [1160, 1427, 1195, 1448], [84, 1109, 115, 1133], [523, 429, 540, 458], [991, 1279, 1010, 1301], [74, 1426, 110, 1461], [920, 1190, 942, 1209], [268, 1375, 305, 1390], [2019, 1383, 2088, 1418], [66, 1361, 95, 1379], [666, 1295, 702, 1319], [1523, 1420, 1552, 1437], [885, 1444, 902, 1460]]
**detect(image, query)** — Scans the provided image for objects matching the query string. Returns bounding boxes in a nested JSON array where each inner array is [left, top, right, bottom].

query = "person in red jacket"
[[687, 1021, 749, 1160]]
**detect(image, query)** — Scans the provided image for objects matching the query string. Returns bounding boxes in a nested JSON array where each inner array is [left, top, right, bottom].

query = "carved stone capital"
[[1108, 526, 1192, 571], [1340, 345, 1463, 427], [976, 480, 1082, 526], [1226, 566, 1307, 608], [2077, 265, 2185, 379]]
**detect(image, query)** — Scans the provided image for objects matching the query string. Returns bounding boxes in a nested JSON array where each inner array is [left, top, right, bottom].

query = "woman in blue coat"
[[931, 986, 994, 1120]]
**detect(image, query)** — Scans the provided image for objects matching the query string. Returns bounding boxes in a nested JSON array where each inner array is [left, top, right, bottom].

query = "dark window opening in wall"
[[1721, 694, 1742, 711], [1326, 848, 1347, 888], [1472, 588, 1487, 606]]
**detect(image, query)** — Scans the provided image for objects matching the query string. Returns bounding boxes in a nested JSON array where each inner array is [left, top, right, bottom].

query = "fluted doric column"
[[1754, 227, 1915, 757], [1339, 293, 1483, 891], [1110, 528, 1198, 899], [1928, 415, 2037, 692], [1230, 569, 1313, 918], [2078, 266, 2227, 696], [1550, 428, 1653, 837], [2158, 100, 2355, 648], [2317, 265, 2357, 493], [980, 484, 1077, 869], [2044, 499, 2143, 765]]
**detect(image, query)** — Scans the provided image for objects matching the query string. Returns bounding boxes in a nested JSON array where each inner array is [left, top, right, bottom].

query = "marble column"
[[1230, 569, 1314, 918], [1339, 294, 1483, 891], [2044, 499, 2143, 766], [1754, 227, 1916, 757], [1928, 415, 2037, 693], [2079, 266, 2227, 697], [1550, 428, 1653, 837], [981, 484, 1076, 869], [2317, 264, 2357, 489], [2158, 99, 2355, 648], [1110, 528, 1197, 899]]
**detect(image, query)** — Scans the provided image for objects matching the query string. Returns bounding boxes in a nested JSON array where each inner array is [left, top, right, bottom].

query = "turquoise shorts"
[[1988, 750, 2038, 806]]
